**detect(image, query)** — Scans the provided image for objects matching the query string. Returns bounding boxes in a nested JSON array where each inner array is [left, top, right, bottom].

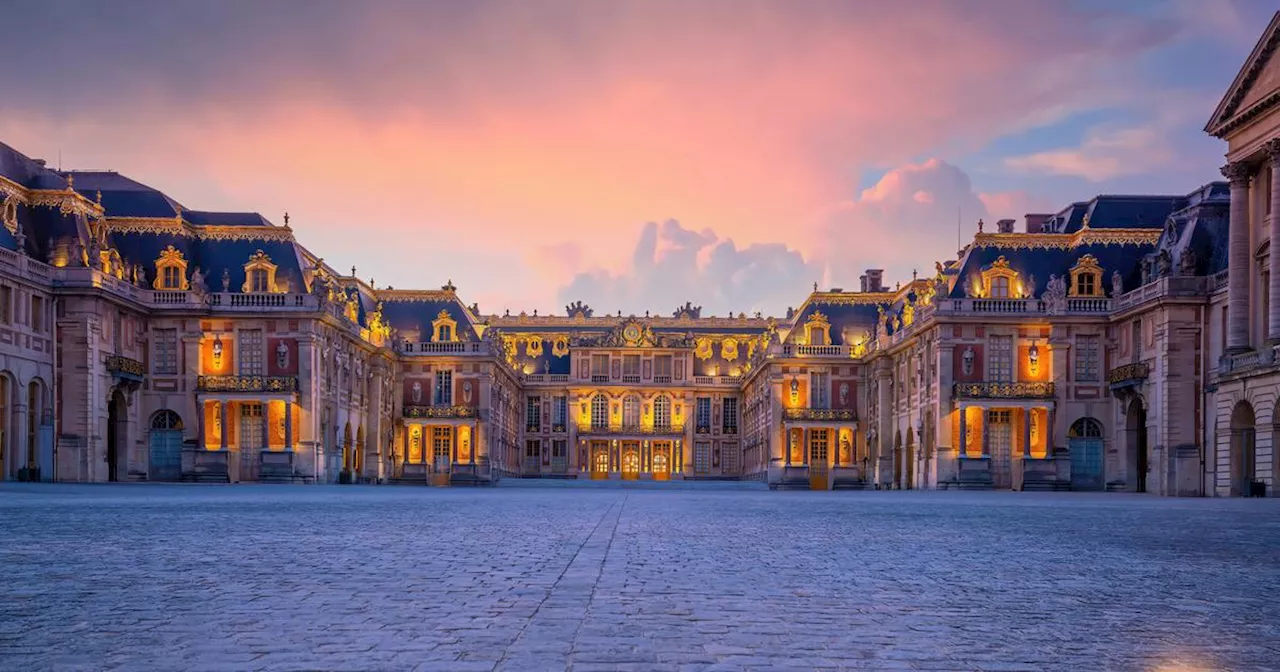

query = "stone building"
[[0, 13, 1276, 496]]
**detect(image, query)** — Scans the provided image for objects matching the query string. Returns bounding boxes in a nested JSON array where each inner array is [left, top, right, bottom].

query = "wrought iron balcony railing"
[[403, 405, 478, 419], [105, 355, 145, 379], [783, 408, 858, 422], [197, 375, 299, 393], [952, 381, 1055, 400], [576, 423, 685, 436], [1107, 362, 1150, 386]]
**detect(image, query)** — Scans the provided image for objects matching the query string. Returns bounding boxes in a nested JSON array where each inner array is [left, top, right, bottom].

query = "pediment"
[[1206, 12, 1280, 138]]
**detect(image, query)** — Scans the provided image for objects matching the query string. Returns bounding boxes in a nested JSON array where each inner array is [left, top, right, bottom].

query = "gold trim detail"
[[105, 217, 295, 242], [971, 227, 1161, 251], [432, 309, 459, 343], [1068, 254, 1105, 297], [242, 249, 282, 293], [152, 245, 190, 291]]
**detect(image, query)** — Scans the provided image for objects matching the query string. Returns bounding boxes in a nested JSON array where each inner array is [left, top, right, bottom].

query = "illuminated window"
[[590, 394, 609, 429], [654, 395, 672, 429]]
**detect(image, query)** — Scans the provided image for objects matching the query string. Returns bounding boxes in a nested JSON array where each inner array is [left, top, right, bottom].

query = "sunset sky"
[[2, 0, 1270, 316]]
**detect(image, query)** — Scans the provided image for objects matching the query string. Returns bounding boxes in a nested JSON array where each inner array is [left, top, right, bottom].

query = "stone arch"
[[1230, 400, 1257, 497], [342, 421, 353, 473], [355, 425, 365, 475], [107, 387, 128, 482], [1068, 416, 1105, 491], [904, 427, 915, 489]]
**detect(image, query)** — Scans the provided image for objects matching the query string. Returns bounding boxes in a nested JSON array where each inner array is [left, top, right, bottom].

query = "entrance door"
[[240, 403, 264, 481], [107, 390, 126, 482], [988, 411, 1013, 489], [653, 443, 670, 481], [432, 426, 452, 485], [591, 441, 609, 479], [621, 442, 640, 480], [809, 429, 830, 490], [1068, 418, 1104, 491], [148, 411, 184, 482]]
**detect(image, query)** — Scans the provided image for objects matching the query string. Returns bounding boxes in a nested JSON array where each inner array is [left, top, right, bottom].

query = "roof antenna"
[[58, 149, 62, 172], [956, 204, 961, 253]]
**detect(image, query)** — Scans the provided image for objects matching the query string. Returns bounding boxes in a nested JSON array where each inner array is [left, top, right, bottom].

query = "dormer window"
[[432, 309, 458, 342], [990, 276, 1010, 299], [152, 245, 190, 291], [1068, 254, 1104, 297], [978, 256, 1019, 299], [241, 249, 280, 293], [804, 310, 832, 346]]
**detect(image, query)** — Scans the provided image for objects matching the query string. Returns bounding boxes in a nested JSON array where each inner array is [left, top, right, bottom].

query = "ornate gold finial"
[[96, 190, 102, 204], [283, 212, 290, 226]]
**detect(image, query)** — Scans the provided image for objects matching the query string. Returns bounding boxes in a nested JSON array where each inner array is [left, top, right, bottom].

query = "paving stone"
[[0, 483, 1277, 671]]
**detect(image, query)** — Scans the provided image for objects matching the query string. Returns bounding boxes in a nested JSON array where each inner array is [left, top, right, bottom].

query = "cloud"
[[1004, 125, 1177, 182], [820, 159, 993, 288], [555, 219, 820, 317]]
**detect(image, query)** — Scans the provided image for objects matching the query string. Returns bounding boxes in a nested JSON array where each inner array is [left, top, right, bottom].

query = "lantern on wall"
[[1028, 342, 1040, 375], [212, 334, 224, 368], [789, 377, 799, 404]]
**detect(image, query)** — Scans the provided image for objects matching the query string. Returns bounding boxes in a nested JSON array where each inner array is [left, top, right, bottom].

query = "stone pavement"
[[1, 484, 1278, 671]]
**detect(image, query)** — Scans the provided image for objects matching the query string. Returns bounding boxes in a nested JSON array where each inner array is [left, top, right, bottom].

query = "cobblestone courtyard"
[[1, 484, 1278, 671]]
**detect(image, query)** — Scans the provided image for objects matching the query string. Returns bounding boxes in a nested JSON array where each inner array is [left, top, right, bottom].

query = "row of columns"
[[1225, 140, 1280, 352], [956, 404, 1054, 458], [210, 399, 293, 451]]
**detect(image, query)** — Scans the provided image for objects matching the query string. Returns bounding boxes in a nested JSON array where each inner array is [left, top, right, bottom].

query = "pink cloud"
[[0, 2, 1199, 312]]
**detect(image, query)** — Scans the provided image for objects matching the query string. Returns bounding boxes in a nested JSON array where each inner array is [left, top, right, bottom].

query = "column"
[[284, 401, 293, 451], [1224, 161, 1254, 353], [1268, 141, 1280, 342], [958, 404, 967, 458], [261, 401, 270, 452], [1022, 408, 1032, 458], [471, 421, 477, 465], [1047, 406, 1057, 458], [220, 400, 230, 450], [785, 428, 792, 466], [980, 409, 990, 458]]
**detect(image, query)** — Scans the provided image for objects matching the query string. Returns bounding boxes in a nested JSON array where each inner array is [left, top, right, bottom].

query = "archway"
[[904, 428, 915, 490], [107, 389, 127, 482], [1068, 417, 1105, 491], [148, 410, 184, 482], [341, 422, 353, 482], [893, 429, 902, 489], [1125, 398, 1148, 493], [354, 425, 365, 476], [1229, 400, 1257, 497]]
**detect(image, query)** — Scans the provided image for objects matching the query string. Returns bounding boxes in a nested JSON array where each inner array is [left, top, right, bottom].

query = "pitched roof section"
[[1206, 11, 1280, 137], [60, 170, 186, 218]]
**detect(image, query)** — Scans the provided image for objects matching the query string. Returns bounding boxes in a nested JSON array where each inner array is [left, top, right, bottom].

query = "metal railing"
[[952, 381, 1055, 400], [197, 375, 299, 393]]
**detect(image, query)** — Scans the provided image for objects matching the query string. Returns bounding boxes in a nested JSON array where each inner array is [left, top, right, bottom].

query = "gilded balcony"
[[196, 375, 299, 393], [105, 355, 145, 381], [576, 423, 685, 436], [1107, 362, 1150, 388], [952, 381, 1055, 400], [783, 408, 857, 422], [403, 405, 478, 419]]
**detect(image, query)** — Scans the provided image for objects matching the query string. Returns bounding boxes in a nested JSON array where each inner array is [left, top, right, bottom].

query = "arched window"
[[151, 410, 183, 430], [653, 395, 672, 430], [623, 395, 640, 428], [1068, 417, 1103, 438], [591, 394, 609, 429]]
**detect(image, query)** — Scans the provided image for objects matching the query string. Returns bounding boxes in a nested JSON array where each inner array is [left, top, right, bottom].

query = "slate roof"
[[60, 170, 185, 218], [378, 292, 482, 343]]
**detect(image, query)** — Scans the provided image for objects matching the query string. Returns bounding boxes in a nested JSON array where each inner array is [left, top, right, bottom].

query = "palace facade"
[[1, 15, 1278, 496]]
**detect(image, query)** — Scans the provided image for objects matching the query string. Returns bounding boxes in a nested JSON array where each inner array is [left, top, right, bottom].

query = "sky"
[[1, 0, 1273, 317]]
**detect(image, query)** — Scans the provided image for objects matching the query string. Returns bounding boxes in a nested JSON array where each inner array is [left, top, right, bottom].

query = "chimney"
[[860, 269, 885, 292], [996, 219, 1016, 234], [33, 159, 46, 167], [1024, 214, 1050, 233]]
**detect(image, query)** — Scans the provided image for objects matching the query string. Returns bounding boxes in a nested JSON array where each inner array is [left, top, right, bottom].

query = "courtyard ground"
[[0, 483, 1277, 671]]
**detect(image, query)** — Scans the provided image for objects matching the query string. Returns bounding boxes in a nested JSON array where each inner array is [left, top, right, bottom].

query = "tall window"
[[695, 397, 712, 432], [988, 336, 1012, 382], [722, 397, 739, 434], [30, 296, 43, 332], [654, 395, 672, 429], [591, 354, 609, 381], [552, 396, 567, 429], [434, 370, 452, 405], [623, 354, 640, 380], [590, 394, 609, 429], [525, 439, 541, 465], [810, 372, 830, 409], [162, 265, 181, 290], [1075, 335, 1100, 382], [990, 276, 1010, 298], [249, 269, 269, 293], [153, 328, 178, 375], [437, 324, 452, 342], [654, 355, 673, 381], [623, 395, 640, 427], [239, 330, 264, 376], [694, 441, 711, 474], [0, 285, 11, 325], [1131, 320, 1142, 362], [526, 395, 541, 431]]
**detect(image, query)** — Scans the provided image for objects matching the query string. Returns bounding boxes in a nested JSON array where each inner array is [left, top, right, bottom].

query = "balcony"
[[576, 423, 685, 436], [1219, 348, 1276, 376], [105, 355, 145, 381], [522, 373, 570, 384], [783, 408, 857, 422], [397, 341, 490, 355], [952, 381, 1055, 400], [591, 374, 610, 383], [403, 405, 478, 419], [197, 375, 298, 393], [692, 375, 742, 386], [935, 298, 1113, 315], [1107, 362, 1150, 388]]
